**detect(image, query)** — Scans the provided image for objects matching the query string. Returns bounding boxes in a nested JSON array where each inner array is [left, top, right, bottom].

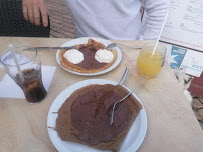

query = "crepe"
[[58, 38, 117, 73], [55, 84, 142, 152]]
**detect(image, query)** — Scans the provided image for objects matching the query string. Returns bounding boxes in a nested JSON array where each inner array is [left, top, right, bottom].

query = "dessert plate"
[[56, 37, 122, 76], [47, 79, 147, 152]]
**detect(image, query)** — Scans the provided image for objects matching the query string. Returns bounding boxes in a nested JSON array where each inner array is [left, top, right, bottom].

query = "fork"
[[119, 68, 129, 85], [105, 43, 143, 49], [110, 74, 145, 125]]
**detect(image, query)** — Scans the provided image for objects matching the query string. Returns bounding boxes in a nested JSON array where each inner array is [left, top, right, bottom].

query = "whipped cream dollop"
[[95, 49, 114, 63], [63, 49, 84, 64]]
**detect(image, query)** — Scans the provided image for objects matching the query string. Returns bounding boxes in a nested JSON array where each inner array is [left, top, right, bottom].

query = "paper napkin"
[[0, 65, 56, 99]]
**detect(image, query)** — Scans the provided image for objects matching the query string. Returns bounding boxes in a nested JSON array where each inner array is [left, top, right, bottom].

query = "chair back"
[[0, 0, 50, 37]]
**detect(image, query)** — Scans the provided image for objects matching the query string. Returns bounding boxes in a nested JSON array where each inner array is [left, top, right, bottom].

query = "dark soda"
[[15, 68, 47, 103]]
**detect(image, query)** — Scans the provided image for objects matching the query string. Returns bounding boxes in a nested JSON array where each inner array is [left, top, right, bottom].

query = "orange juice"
[[137, 49, 165, 77]]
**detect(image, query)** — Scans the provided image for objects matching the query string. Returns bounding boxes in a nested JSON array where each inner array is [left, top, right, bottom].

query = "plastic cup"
[[137, 43, 166, 78]]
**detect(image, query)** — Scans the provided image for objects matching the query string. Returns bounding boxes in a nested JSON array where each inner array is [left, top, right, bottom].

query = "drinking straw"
[[152, 11, 169, 55], [9, 44, 24, 81]]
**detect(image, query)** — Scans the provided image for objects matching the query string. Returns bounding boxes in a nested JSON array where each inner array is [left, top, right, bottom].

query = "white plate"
[[47, 79, 147, 152], [56, 37, 122, 76]]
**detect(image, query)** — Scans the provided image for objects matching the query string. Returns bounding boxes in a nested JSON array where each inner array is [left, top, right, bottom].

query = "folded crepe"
[[55, 84, 142, 152]]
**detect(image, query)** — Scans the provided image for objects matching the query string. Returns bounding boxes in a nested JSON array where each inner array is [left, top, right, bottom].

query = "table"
[[0, 37, 203, 152]]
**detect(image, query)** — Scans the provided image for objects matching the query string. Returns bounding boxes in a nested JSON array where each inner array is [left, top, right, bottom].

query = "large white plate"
[[56, 37, 122, 76], [47, 79, 147, 152]]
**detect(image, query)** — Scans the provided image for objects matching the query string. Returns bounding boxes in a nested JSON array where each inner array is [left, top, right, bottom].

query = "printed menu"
[[160, 0, 203, 97], [161, 0, 203, 52]]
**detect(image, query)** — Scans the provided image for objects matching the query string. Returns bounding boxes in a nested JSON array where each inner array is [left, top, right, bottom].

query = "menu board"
[[158, 0, 203, 97], [160, 0, 203, 52]]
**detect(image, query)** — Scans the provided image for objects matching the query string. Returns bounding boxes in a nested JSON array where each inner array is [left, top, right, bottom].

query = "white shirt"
[[64, 0, 170, 40]]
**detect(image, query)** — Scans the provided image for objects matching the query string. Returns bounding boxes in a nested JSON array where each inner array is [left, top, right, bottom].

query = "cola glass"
[[0, 47, 47, 103]]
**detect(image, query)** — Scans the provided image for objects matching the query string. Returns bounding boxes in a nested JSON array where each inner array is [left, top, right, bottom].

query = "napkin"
[[0, 65, 56, 99]]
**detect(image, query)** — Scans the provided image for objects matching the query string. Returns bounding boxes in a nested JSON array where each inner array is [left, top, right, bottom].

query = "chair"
[[0, 0, 50, 37]]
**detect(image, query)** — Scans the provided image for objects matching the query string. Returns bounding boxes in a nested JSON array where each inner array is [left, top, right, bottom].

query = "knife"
[[25, 46, 76, 50]]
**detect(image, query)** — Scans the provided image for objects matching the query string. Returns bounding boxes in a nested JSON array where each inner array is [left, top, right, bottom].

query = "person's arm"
[[139, 0, 170, 40], [22, 0, 49, 27]]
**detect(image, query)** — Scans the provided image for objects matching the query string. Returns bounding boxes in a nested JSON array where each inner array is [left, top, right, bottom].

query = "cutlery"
[[25, 46, 76, 50], [119, 68, 129, 85], [105, 68, 129, 123], [105, 43, 143, 49], [110, 74, 145, 125]]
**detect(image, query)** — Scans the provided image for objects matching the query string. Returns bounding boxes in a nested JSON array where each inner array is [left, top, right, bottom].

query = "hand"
[[22, 0, 49, 27]]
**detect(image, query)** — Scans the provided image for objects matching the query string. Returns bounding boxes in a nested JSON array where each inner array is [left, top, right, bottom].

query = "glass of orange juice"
[[137, 42, 166, 77]]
